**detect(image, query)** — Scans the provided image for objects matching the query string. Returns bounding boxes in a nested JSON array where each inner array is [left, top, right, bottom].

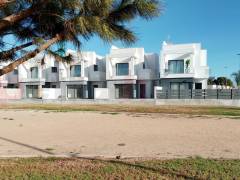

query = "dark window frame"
[[116, 63, 129, 76], [52, 67, 58, 73], [168, 59, 184, 74], [143, 63, 145, 69], [94, 65, 98, 71]]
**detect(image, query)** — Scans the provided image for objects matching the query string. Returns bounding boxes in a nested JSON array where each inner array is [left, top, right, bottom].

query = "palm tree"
[[232, 70, 240, 88], [0, 0, 161, 75]]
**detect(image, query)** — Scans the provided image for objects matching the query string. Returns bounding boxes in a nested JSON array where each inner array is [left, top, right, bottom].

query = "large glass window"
[[26, 85, 38, 98], [70, 65, 81, 77], [30, 67, 38, 79], [168, 60, 184, 74], [116, 63, 129, 76], [115, 84, 133, 99], [67, 85, 84, 99]]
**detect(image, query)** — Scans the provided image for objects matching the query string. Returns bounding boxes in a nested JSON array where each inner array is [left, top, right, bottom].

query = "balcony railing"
[[164, 67, 193, 74]]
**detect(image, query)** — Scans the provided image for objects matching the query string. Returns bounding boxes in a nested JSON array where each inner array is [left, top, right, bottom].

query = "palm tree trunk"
[[0, 41, 33, 60], [0, 7, 35, 31], [0, 0, 15, 8], [0, 0, 49, 31], [0, 34, 61, 76]]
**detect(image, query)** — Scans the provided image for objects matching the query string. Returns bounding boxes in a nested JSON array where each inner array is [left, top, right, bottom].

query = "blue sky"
[[73, 0, 240, 79]]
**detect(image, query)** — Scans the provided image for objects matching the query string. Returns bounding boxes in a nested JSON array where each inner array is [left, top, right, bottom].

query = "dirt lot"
[[0, 109, 240, 159]]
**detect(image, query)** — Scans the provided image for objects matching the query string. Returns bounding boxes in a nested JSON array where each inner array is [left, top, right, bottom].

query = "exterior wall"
[[0, 62, 18, 87], [94, 88, 109, 99], [0, 43, 210, 100], [18, 54, 45, 83], [42, 88, 61, 99], [42, 55, 60, 83], [106, 46, 158, 99], [0, 74, 8, 87], [0, 88, 22, 100], [59, 50, 106, 99], [160, 42, 209, 90]]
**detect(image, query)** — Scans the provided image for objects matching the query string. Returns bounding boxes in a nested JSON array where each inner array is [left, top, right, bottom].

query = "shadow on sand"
[[0, 136, 199, 180]]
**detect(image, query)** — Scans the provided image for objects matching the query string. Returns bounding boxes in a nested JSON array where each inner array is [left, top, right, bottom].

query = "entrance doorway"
[[140, 84, 146, 98], [67, 85, 84, 99], [115, 84, 133, 99]]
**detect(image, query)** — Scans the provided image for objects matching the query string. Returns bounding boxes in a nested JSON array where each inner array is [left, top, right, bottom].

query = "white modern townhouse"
[[0, 62, 18, 88], [59, 50, 106, 99], [0, 62, 21, 100], [18, 54, 60, 99], [106, 46, 159, 99], [159, 41, 209, 91], [0, 42, 211, 100]]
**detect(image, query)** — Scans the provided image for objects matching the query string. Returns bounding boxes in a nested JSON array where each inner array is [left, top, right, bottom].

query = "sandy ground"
[[0, 110, 240, 159]]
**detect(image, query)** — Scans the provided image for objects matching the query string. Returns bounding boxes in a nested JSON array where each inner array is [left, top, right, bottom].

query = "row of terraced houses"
[[0, 42, 209, 100]]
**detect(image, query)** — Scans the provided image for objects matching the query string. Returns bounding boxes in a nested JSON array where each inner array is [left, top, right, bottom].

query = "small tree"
[[232, 70, 240, 88], [208, 77, 215, 85]]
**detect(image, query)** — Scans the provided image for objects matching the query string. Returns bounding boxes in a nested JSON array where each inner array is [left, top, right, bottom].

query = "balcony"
[[19, 77, 46, 83], [161, 68, 195, 79], [59, 76, 88, 82]]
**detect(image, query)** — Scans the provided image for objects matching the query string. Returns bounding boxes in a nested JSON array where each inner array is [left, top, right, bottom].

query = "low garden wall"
[[0, 88, 22, 100]]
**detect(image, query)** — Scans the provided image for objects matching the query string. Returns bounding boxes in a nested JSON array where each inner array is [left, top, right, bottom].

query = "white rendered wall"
[[42, 88, 61, 99], [94, 88, 109, 99]]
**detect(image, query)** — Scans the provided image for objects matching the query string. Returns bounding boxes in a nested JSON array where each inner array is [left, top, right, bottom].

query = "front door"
[[140, 84, 146, 98]]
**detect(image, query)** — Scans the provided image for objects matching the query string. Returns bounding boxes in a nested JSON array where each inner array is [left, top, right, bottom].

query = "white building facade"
[[18, 54, 60, 98], [159, 42, 209, 91], [59, 50, 106, 99], [0, 42, 210, 100], [106, 46, 159, 99]]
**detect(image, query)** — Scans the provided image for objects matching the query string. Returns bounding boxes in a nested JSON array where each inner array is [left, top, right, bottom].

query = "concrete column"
[[81, 61, 85, 77], [38, 84, 42, 98], [133, 84, 137, 99], [60, 82, 67, 100], [84, 85, 88, 99]]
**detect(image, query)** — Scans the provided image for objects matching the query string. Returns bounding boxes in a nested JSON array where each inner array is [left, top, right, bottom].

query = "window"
[[168, 60, 184, 74], [195, 83, 202, 89], [30, 67, 38, 79], [13, 69, 18, 75], [7, 84, 18, 88], [70, 65, 81, 77], [116, 63, 129, 76], [67, 85, 84, 99], [26, 85, 38, 98], [143, 63, 145, 69], [52, 67, 58, 73], [94, 65, 98, 71], [42, 82, 50, 88]]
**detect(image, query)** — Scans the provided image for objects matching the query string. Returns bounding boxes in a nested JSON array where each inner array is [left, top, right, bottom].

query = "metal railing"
[[156, 89, 240, 99]]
